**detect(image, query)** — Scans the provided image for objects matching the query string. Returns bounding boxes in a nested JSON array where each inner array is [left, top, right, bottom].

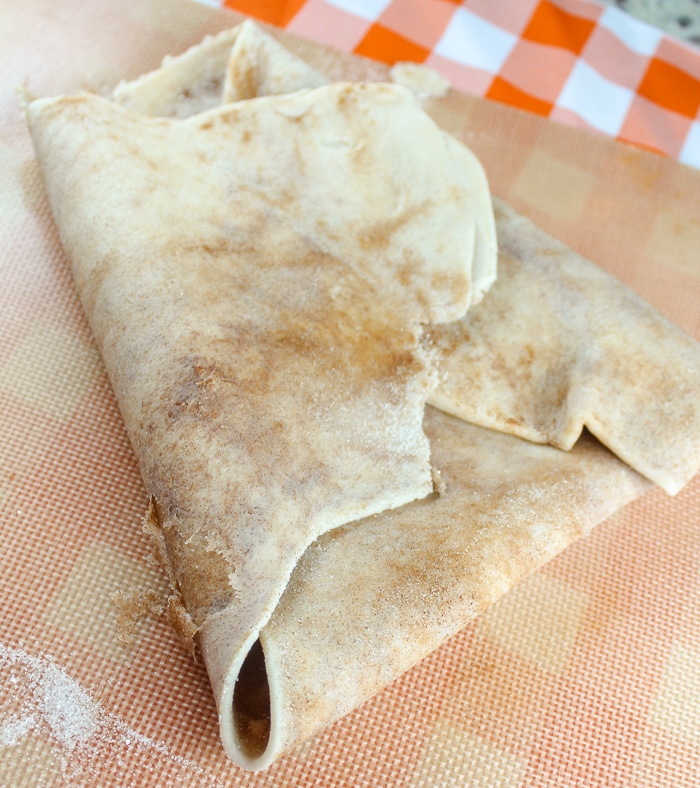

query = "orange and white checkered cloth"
[[215, 0, 700, 167]]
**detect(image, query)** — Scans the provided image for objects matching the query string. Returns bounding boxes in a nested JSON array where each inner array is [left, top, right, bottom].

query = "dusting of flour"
[[0, 642, 223, 786]]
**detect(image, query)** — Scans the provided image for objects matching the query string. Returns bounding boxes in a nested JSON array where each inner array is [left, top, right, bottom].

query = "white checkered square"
[[598, 5, 662, 57], [434, 7, 517, 74], [557, 59, 634, 137], [323, 0, 392, 21], [679, 121, 700, 169]]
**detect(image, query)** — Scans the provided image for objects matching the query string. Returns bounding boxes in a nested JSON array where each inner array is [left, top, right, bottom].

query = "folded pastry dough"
[[429, 198, 700, 494], [25, 22, 700, 771]]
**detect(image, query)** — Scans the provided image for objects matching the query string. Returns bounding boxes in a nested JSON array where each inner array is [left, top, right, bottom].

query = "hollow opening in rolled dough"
[[232, 638, 271, 759]]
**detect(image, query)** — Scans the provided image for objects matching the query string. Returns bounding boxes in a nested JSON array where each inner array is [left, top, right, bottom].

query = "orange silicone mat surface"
[[2, 0, 700, 786]]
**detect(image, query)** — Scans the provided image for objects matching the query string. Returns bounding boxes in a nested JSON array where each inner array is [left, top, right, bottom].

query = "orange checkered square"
[[487, 76, 554, 117], [499, 38, 577, 104], [424, 52, 495, 95], [522, 0, 596, 55], [459, 0, 536, 35], [378, 0, 456, 50], [656, 34, 700, 83], [637, 57, 700, 119], [222, 0, 306, 26], [581, 24, 651, 90], [549, 104, 598, 133], [288, 0, 371, 49], [354, 22, 430, 64], [620, 94, 693, 159]]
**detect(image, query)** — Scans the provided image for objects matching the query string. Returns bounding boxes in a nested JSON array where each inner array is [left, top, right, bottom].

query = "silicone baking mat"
[[1, 0, 700, 785]]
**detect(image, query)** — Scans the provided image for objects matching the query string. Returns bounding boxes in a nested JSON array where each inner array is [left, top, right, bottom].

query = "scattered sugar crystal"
[[0, 713, 36, 747], [38, 662, 99, 751], [0, 642, 223, 786]]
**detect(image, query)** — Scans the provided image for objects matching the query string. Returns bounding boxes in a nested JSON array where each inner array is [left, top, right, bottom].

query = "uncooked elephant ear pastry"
[[221, 17, 328, 102], [25, 20, 700, 772], [26, 54, 496, 770], [112, 19, 329, 116], [428, 197, 700, 495], [249, 406, 649, 761]]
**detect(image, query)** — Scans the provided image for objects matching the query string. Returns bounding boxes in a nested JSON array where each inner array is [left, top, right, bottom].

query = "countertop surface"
[[602, 0, 700, 47]]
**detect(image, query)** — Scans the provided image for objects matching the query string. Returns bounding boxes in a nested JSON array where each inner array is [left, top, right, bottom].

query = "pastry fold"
[[26, 22, 700, 770]]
